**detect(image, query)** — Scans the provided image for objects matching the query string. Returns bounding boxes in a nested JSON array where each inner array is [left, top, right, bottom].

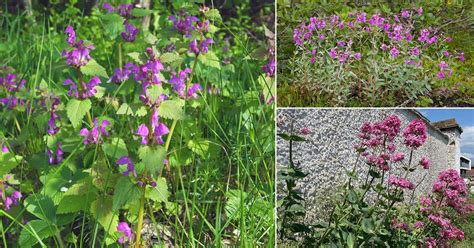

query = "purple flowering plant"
[[0, 1, 275, 247], [280, 2, 473, 106]]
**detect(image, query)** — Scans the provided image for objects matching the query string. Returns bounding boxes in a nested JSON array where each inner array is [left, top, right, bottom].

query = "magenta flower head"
[[118, 4, 133, 18], [136, 124, 149, 145], [117, 156, 136, 177], [402, 119, 427, 149], [102, 2, 114, 13], [420, 156, 430, 169], [117, 221, 133, 244], [263, 57, 276, 77], [169, 68, 192, 97], [154, 123, 169, 145], [47, 143, 63, 165], [300, 127, 310, 135], [353, 52, 361, 61], [80, 119, 110, 145], [388, 175, 414, 190], [121, 21, 139, 42], [65, 26, 76, 46], [392, 152, 405, 162], [390, 46, 399, 58], [169, 11, 198, 37], [412, 47, 420, 56], [187, 83, 202, 99], [1, 144, 8, 153]]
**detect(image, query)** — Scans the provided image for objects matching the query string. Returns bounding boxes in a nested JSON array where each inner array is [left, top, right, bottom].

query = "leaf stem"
[[134, 188, 146, 248], [54, 231, 65, 248]]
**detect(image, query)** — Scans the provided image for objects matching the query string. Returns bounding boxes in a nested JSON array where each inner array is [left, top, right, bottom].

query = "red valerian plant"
[[298, 115, 474, 247]]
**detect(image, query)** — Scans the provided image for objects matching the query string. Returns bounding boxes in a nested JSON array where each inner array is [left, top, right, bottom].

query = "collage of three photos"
[[0, 0, 473, 247]]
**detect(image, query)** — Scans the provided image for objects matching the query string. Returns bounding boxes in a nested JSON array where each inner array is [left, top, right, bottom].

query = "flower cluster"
[[388, 175, 414, 190], [136, 109, 169, 146], [47, 143, 63, 165], [0, 73, 26, 109], [62, 26, 94, 68], [416, 169, 474, 246], [117, 156, 136, 177], [64, 77, 101, 99], [79, 119, 110, 145], [169, 10, 198, 37], [102, 3, 139, 42], [402, 119, 427, 149]]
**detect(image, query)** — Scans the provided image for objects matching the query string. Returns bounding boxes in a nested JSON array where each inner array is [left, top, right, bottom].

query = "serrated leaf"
[[0, 152, 23, 176], [158, 99, 185, 120], [160, 52, 182, 64], [91, 196, 119, 235], [205, 9, 222, 22], [80, 59, 108, 78], [128, 52, 146, 64], [200, 51, 221, 69], [102, 138, 128, 159], [112, 177, 141, 210], [24, 195, 56, 222], [147, 84, 164, 103], [57, 191, 95, 214], [19, 220, 56, 248], [138, 146, 166, 175], [101, 13, 124, 39], [66, 99, 91, 129], [144, 33, 158, 44], [146, 177, 169, 203]]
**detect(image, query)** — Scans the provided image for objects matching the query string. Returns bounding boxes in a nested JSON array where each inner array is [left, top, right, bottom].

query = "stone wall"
[[277, 109, 457, 223]]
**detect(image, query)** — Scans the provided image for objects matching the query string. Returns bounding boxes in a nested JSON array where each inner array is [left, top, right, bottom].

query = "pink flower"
[[300, 127, 310, 135], [411, 47, 420, 56], [117, 222, 133, 244], [353, 52, 361, 60], [388, 175, 414, 190], [392, 153, 405, 162], [402, 119, 427, 149], [420, 156, 430, 169], [414, 221, 424, 229], [136, 124, 149, 145], [390, 47, 399, 58], [329, 48, 337, 59]]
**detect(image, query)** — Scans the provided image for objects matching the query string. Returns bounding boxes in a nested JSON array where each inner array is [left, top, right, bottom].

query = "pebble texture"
[[277, 109, 459, 223]]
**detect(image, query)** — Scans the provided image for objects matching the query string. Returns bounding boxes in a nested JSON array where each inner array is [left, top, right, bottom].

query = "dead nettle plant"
[[276, 113, 312, 243], [310, 115, 474, 247], [292, 7, 466, 106]]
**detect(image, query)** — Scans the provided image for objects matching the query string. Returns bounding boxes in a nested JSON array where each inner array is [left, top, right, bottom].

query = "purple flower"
[[443, 50, 450, 57], [353, 52, 361, 61], [4, 196, 13, 210], [102, 3, 114, 13], [64, 79, 79, 98], [47, 97, 61, 135], [110, 63, 136, 83], [196, 20, 209, 33], [437, 71, 445, 79], [390, 47, 399, 58], [329, 48, 337, 59], [136, 124, 149, 145], [417, 7, 423, 16], [380, 43, 388, 51], [117, 156, 136, 177], [121, 21, 138, 42], [319, 34, 325, 41], [392, 153, 405, 162], [401, 10, 410, 18], [458, 52, 465, 62], [356, 12, 367, 23], [187, 83, 202, 98], [65, 26, 76, 46], [405, 59, 414, 65], [263, 57, 276, 77], [47, 143, 63, 165], [80, 119, 110, 145], [154, 123, 169, 145], [428, 36, 438, 45], [62, 42, 94, 68], [169, 12, 198, 37], [411, 47, 420, 56], [439, 61, 449, 71], [402, 119, 427, 149], [418, 29, 430, 43], [1, 144, 8, 153], [118, 4, 133, 18], [117, 221, 133, 244], [169, 68, 192, 97], [336, 41, 346, 47]]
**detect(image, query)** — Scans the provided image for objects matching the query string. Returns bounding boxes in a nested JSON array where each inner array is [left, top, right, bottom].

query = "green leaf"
[[277, 133, 306, 142], [347, 233, 355, 248], [102, 138, 128, 159], [19, 220, 56, 248], [147, 84, 164, 103], [187, 138, 221, 159], [91, 196, 119, 235], [146, 177, 169, 203], [66, 99, 91, 129], [24, 195, 56, 222], [128, 52, 146, 64], [160, 52, 182, 64], [361, 218, 375, 234], [205, 9, 222, 22], [132, 8, 154, 17], [80, 59, 108, 78], [0, 152, 23, 176], [158, 99, 185, 120], [101, 13, 124, 39], [112, 177, 141, 210], [144, 33, 158, 44], [199, 51, 221, 69], [57, 191, 96, 214], [138, 146, 166, 175]]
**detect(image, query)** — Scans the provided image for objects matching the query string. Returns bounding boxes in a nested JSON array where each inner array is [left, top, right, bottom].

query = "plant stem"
[[86, 110, 94, 127], [134, 188, 146, 248], [13, 116, 22, 132], [118, 42, 123, 68], [164, 120, 178, 153], [54, 231, 65, 248]]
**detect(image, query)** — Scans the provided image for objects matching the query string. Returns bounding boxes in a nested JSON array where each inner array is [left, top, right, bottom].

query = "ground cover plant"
[[0, 1, 275, 247], [277, 0, 474, 107], [277, 114, 474, 247]]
